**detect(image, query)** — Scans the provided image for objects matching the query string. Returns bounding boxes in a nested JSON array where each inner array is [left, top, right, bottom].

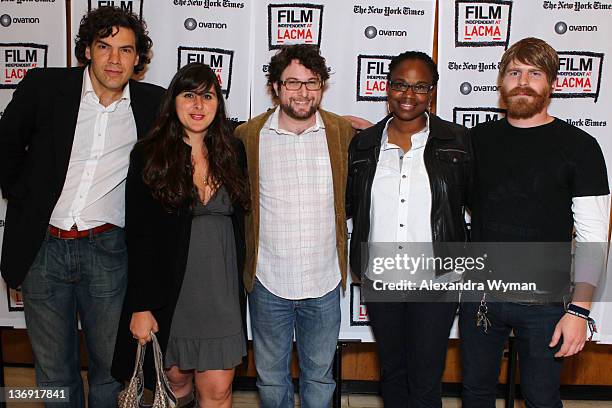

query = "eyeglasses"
[[278, 79, 323, 91], [388, 81, 434, 94]]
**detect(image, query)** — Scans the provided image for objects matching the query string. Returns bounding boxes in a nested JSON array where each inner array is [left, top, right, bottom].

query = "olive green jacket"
[[235, 108, 355, 292]]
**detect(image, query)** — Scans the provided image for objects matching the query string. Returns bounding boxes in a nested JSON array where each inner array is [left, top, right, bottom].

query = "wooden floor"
[[3, 367, 610, 407]]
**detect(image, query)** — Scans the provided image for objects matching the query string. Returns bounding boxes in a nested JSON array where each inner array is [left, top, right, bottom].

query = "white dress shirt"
[[366, 115, 461, 283], [368, 116, 432, 244], [256, 107, 341, 300], [49, 68, 137, 230]]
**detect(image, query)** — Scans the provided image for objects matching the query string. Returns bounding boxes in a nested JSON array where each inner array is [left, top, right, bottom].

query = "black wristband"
[[567, 303, 590, 317]]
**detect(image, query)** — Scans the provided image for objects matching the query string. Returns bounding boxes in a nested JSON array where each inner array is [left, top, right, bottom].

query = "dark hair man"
[[461, 37, 609, 407], [234, 44, 354, 407], [0, 7, 164, 407]]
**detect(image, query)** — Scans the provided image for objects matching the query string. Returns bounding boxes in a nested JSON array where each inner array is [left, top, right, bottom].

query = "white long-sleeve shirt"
[[49, 68, 137, 230]]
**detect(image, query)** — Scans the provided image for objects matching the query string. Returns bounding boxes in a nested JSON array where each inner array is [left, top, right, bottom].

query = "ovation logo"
[[183, 18, 227, 31], [554, 21, 598, 34], [459, 81, 499, 95], [453, 107, 506, 128], [363, 26, 407, 39], [0, 14, 40, 28], [268, 3, 324, 50], [1, 43, 48, 89], [455, 0, 513, 48], [177, 46, 234, 97], [88, 1, 144, 19]]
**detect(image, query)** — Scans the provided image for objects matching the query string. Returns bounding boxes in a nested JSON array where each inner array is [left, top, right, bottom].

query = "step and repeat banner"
[[0, 0, 610, 343], [71, 0, 253, 121], [0, 0, 67, 328], [68, 0, 436, 341], [250, 0, 436, 342], [250, 0, 436, 123], [437, 0, 612, 184], [437, 0, 612, 343]]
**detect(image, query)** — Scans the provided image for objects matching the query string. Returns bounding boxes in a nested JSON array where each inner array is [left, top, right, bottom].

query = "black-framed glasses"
[[278, 79, 323, 91], [388, 81, 434, 94]]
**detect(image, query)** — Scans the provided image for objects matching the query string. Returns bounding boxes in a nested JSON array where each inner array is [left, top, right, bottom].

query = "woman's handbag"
[[118, 332, 178, 408]]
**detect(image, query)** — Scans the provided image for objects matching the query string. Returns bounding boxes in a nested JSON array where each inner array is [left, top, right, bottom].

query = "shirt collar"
[[381, 112, 430, 151], [81, 67, 131, 104], [267, 106, 325, 136]]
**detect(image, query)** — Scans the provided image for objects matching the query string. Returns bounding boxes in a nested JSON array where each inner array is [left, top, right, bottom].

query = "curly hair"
[[74, 6, 152, 73], [138, 63, 250, 212], [387, 51, 439, 86], [267, 44, 330, 95]]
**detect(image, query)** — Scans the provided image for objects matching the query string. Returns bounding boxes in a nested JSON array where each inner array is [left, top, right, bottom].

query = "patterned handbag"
[[118, 332, 178, 408]]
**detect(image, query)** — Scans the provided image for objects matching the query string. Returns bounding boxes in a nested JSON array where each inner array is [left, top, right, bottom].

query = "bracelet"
[[565, 305, 597, 341], [567, 303, 590, 317]]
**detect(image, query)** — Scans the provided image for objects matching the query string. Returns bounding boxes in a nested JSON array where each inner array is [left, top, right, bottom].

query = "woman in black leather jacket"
[[346, 51, 472, 408]]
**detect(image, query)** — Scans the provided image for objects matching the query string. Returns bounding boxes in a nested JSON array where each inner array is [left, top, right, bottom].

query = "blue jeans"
[[249, 278, 341, 408], [21, 227, 127, 408], [459, 298, 565, 408]]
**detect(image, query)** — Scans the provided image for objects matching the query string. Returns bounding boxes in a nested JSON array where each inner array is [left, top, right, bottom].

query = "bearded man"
[[234, 44, 354, 407], [460, 37, 609, 408]]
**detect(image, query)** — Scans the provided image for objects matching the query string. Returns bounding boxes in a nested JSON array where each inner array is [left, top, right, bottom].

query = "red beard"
[[500, 85, 550, 119]]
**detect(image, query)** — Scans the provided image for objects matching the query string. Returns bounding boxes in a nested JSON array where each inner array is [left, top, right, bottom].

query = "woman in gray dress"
[[112, 63, 249, 407]]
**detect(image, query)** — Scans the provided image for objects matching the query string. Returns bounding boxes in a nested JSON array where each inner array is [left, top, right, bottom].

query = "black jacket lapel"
[[53, 67, 85, 188], [129, 80, 155, 140]]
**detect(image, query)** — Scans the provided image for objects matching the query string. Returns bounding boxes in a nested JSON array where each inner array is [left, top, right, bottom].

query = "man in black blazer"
[[0, 7, 163, 407]]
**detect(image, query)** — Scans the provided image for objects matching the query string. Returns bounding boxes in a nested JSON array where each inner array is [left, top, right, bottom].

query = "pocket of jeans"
[[89, 248, 127, 298], [21, 245, 51, 300], [90, 230, 128, 297], [94, 228, 127, 254], [520, 304, 565, 357]]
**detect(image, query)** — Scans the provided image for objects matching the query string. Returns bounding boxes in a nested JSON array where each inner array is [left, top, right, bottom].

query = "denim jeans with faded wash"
[[249, 278, 341, 408], [21, 227, 127, 408]]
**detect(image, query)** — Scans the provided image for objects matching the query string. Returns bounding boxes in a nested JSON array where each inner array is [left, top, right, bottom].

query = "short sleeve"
[[571, 134, 609, 198]]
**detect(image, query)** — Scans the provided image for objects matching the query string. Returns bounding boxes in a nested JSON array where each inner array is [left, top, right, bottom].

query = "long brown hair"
[[138, 62, 249, 211]]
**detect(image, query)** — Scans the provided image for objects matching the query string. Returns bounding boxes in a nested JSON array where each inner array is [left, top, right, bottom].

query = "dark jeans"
[[21, 227, 127, 408], [459, 299, 565, 408], [366, 300, 458, 408]]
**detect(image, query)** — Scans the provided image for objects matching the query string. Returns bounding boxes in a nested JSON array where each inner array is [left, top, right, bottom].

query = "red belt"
[[48, 223, 115, 239]]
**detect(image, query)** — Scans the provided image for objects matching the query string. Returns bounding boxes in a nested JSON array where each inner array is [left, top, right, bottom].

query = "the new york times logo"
[[0, 43, 48, 89], [455, 0, 512, 48], [356, 55, 392, 102], [268, 3, 324, 50], [553, 51, 604, 103], [88, 0, 144, 19], [173, 0, 245, 7], [453, 107, 506, 128], [353, 5, 425, 16], [177, 46, 234, 97], [1, 0, 56, 5]]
